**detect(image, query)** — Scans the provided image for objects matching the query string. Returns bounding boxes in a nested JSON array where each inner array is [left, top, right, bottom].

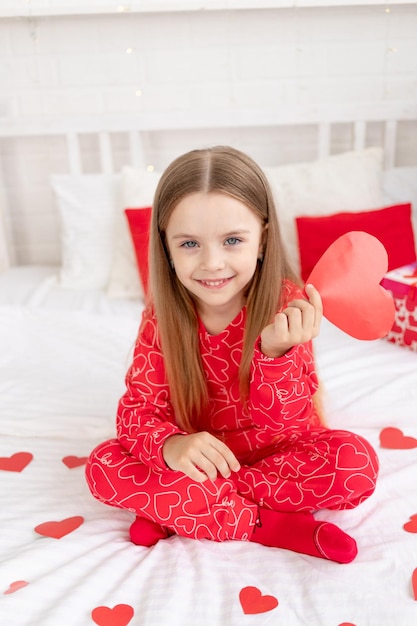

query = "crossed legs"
[[85, 428, 378, 563]]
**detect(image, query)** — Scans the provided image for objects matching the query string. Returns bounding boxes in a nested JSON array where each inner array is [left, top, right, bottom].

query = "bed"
[[1, 107, 417, 626]]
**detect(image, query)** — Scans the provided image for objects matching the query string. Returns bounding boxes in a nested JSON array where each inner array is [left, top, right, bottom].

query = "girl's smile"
[[165, 191, 264, 331], [197, 278, 234, 288]]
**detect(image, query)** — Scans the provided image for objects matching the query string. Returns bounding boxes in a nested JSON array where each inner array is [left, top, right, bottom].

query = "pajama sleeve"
[[116, 307, 187, 471], [248, 282, 319, 433]]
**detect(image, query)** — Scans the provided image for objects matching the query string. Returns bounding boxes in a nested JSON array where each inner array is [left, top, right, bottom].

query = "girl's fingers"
[[284, 285, 323, 337], [198, 442, 240, 480], [184, 461, 212, 483], [163, 432, 240, 482], [212, 440, 241, 474], [305, 284, 323, 323], [260, 285, 323, 357], [190, 451, 221, 482]]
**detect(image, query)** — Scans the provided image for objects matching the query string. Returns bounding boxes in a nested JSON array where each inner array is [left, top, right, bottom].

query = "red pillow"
[[296, 203, 416, 282], [124, 207, 152, 293]]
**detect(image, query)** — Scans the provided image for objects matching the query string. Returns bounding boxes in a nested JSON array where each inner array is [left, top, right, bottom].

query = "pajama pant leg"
[[85, 439, 258, 542], [85, 428, 378, 542], [234, 428, 379, 512]]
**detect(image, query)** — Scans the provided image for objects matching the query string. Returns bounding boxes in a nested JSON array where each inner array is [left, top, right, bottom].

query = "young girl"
[[85, 146, 378, 563]]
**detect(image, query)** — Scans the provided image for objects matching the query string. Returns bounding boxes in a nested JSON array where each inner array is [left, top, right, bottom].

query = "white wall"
[[0, 3, 416, 264]]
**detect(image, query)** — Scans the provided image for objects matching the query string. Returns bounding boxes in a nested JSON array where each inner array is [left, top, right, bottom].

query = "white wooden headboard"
[[1, 102, 416, 172], [0, 102, 416, 266]]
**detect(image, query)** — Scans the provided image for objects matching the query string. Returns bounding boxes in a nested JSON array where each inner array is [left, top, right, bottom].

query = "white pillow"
[[50, 149, 387, 293], [382, 166, 417, 238], [263, 147, 386, 275], [51, 174, 120, 289], [106, 166, 161, 299]]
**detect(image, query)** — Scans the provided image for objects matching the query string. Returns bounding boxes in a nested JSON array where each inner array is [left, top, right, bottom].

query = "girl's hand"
[[260, 284, 323, 358], [162, 431, 241, 483]]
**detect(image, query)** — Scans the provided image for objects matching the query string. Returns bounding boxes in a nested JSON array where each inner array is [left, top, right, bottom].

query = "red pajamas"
[[86, 281, 378, 542]]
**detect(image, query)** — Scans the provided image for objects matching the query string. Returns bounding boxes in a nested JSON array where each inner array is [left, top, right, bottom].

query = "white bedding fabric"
[[1, 268, 417, 626]]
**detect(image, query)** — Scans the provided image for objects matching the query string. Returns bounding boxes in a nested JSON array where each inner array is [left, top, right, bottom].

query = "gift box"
[[381, 261, 417, 352]]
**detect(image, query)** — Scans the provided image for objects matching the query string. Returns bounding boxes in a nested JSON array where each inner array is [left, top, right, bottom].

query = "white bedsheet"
[[0, 266, 143, 318], [1, 269, 417, 626]]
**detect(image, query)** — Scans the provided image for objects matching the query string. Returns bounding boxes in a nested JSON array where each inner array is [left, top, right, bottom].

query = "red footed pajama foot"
[[129, 516, 171, 547], [250, 509, 357, 564], [312, 520, 357, 563]]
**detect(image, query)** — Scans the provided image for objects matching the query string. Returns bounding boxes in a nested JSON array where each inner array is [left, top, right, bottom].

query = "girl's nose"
[[200, 246, 226, 272]]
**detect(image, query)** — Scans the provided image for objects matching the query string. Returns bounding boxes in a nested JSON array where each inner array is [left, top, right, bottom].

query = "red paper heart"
[[62, 455, 88, 468], [412, 568, 417, 601], [4, 580, 29, 595], [91, 604, 134, 626], [0, 452, 33, 472], [404, 514, 417, 533], [379, 427, 417, 450], [239, 586, 279, 615], [307, 231, 395, 340], [34, 516, 84, 539]]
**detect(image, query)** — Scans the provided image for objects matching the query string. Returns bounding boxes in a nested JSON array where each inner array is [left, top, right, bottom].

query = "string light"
[[385, 3, 399, 55], [383, 2, 398, 98], [126, 47, 134, 54], [135, 89, 143, 97], [147, 165, 155, 172]]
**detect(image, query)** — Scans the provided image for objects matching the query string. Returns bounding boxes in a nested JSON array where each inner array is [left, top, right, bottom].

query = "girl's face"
[[165, 192, 264, 325]]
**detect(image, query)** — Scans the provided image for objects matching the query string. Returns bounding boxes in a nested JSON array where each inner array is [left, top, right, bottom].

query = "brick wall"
[[0, 4, 416, 264]]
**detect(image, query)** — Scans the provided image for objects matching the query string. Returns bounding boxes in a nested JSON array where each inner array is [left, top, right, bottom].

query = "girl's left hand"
[[260, 284, 323, 358]]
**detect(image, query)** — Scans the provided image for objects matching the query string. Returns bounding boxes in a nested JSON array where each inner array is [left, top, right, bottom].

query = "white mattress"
[[1, 267, 417, 625], [0, 266, 143, 318]]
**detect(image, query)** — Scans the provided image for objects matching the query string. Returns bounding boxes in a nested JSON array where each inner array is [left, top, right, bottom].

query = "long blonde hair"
[[149, 146, 299, 432]]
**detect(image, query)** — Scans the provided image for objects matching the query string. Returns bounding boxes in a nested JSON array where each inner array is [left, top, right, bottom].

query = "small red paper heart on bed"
[[412, 568, 417, 601], [91, 604, 134, 626], [306, 231, 395, 340], [239, 586, 278, 615], [4, 580, 29, 595], [34, 515, 84, 539], [62, 455, 88, 468], [403, 514, 417, 533], [0, 452, 33, 472], [379, 427, 417, 450]]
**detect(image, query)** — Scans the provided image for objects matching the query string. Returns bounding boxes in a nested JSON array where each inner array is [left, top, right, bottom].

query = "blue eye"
[[225, 237, 241, 246], [181, 240, 198, 248]]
